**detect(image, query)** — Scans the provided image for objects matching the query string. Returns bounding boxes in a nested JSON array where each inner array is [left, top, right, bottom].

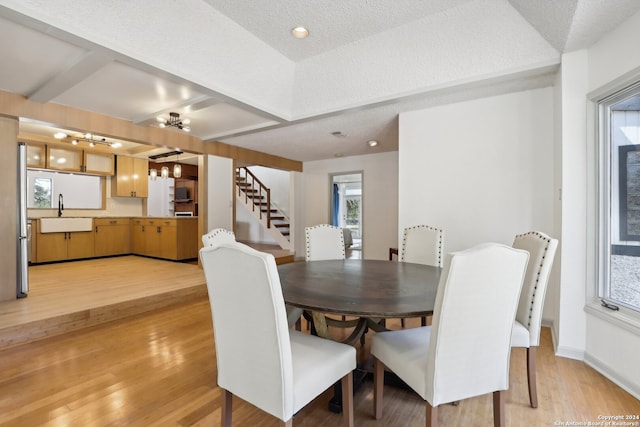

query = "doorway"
[[330, 172, 363, 257]]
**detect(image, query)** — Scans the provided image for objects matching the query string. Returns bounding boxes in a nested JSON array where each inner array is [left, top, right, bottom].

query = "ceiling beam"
[[27, 51, 113, 103], [0, 90, 302, 172]]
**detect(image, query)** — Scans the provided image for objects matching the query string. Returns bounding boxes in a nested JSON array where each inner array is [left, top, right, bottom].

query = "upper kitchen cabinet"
[[47, 146, 82, 172], [25, 142, 114, 176], [84, 152, 114, 175], [112, 155, 148, 198], [26, 142, 46, 168]]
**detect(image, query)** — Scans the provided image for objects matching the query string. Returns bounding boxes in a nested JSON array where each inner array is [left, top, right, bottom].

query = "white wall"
[[581, 9, 640, 399], [399, 88, 556, 254], [205, 155, 233, 232], [300, 152, 398, 260], [556, 50, 588, 359]]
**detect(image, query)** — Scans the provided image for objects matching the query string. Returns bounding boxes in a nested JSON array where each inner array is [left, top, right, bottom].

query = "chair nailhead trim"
[[401, 225, 443, 266], [515, 231, 552, 328]]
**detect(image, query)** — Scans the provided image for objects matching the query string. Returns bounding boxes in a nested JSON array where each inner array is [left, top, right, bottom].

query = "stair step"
[[274, 223, 289, 229]]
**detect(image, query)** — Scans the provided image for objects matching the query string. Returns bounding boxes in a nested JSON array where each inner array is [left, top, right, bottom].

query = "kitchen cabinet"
[[36, 228, 95, 263], [131, 217, 198, 260], [112, 156, 148, 198], [131, 218, 145, 255], [84, 152, 114, 175], [94, 218, 130, 257], [25, 142, 113, 175], [47, 146, 83, 172], [26, 142, 46, 168]]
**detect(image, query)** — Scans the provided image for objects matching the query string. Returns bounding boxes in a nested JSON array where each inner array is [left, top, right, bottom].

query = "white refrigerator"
[[147, 177, 174, 217], [17, 142, 28, 298]]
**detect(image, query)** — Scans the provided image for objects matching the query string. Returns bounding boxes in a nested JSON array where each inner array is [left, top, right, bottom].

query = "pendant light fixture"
[[149, 168, 158, 180], [161, 166, 169, 179], [173, 153, 182, 178], [157, 112, 191, 132]]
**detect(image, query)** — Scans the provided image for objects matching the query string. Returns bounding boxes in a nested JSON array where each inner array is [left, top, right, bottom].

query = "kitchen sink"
[[39, 217, 93, 233]]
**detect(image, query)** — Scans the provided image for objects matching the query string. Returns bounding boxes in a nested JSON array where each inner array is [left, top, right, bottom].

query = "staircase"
[[235, 167, 291, 250]]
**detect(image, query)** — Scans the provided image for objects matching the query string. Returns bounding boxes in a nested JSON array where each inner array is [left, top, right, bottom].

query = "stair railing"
[[236, 167, 271, 228]]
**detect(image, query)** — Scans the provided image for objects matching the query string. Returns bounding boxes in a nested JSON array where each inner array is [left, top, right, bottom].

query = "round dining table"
[[277, 259, 441, 345]]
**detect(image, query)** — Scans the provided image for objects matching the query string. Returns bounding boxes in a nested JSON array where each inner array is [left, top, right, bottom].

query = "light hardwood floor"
[[0, 299, 638, 426], [0, 255, 637, 426], [0, 256, 208, 349]]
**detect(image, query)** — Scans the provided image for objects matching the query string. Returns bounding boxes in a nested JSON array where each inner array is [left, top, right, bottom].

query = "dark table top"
[[277, 259, 441, 318]]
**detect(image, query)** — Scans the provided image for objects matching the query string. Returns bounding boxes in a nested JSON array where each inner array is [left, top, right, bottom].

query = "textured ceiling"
[[204, 0, 474, 61], [0, 0, 639, 162]]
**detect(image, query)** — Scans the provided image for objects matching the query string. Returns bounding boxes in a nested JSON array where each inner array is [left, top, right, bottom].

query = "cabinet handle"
[[95, 226, 98, 233], [157, 226, 161, 233]]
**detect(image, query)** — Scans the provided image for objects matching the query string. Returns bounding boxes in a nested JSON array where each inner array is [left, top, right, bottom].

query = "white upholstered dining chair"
[[371, 243, 529, 427], [201, 228, 236, 247], [399, 225, 444, 327], [302, 224, 349, 327], [200, 242, 356, 427], [305, 224, 346, 261], [201, 227, 302, 330], [511, 231, 558, 408]]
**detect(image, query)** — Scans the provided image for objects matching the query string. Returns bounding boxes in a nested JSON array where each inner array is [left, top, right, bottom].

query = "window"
[[27, 169, 103, 209], [598, 82, 640, 313]]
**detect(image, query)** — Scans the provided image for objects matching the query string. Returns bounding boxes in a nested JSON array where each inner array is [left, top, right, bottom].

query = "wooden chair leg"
[[401, 318, 406, 328], [426, 402, 438, 427], [527, 346, 538, 408], [342, 372, 354, 427], [374, 358, 384, 419], [221, 389, 233, 427], [493, 390, 505, 427], [421, 316, 427, 326]]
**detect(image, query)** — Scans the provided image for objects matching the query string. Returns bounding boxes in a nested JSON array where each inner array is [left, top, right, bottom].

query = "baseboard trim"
[[584, 352, 640, 400], [544, 320, 585, 360]]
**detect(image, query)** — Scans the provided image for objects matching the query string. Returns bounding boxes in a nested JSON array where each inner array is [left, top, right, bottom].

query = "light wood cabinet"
[[84, 152, 114, 175], [94, 218, 130, 257], [26, 143, 46, 168], [47, 146, 83, 172], [131, 217, 198, 260], [131, 218, 145, 255], [36, 228, 95, 263], [112, 156, 148, 198], [25, 142, 114, 175], [142, 219, 163, 259]]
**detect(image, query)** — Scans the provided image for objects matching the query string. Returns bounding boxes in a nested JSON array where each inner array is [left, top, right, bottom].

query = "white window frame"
[[588, 74, 640, 333]]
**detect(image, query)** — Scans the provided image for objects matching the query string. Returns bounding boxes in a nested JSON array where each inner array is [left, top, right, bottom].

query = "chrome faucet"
[[58, 193, 64, 217]]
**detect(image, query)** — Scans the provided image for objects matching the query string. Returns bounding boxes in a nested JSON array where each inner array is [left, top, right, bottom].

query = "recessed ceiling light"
[[53, 132, 67, 139], [291, 26, 309, 39], [367, 140, 379, 147]]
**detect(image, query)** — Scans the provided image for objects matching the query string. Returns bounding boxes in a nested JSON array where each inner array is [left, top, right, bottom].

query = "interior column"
[[0, 116, 19, 301]]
